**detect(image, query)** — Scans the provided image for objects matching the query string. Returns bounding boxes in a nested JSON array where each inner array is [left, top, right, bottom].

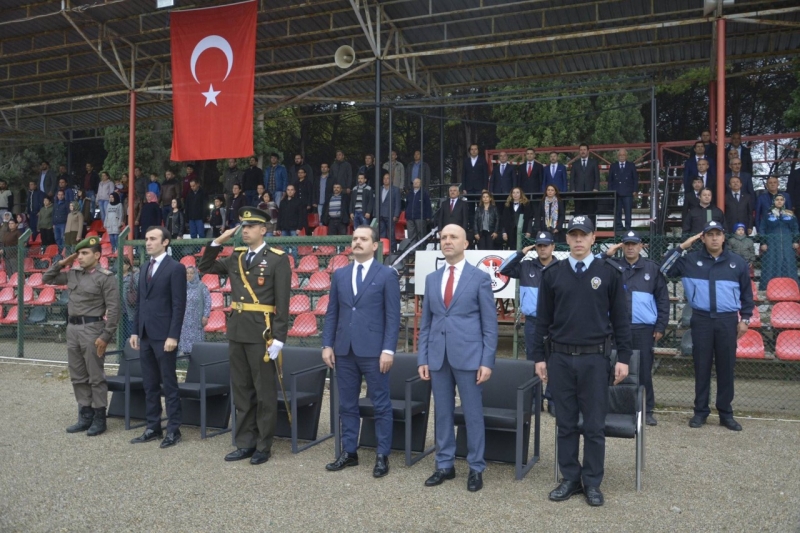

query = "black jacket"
[[461, 156, 489, 193], [322, 193, 350, 225], [435, 197, 470, 233], [683, 204, 725, 234], [291, 177, 315, 211], [184, 188, 208, 221], [228, 194, 247, 225], [570, 158, 600, 192], [501, 202, 532, 237], [724, 191, 754, 232], [517, 161, 543, 195], [242, 166, 263, 192], [474, 205, 500, 236], [277, 195, 306, 231]]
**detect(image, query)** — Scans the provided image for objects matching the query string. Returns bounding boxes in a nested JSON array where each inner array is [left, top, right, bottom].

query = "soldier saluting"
[[197, 207, 291, 465], [43, 236, 120, 436]]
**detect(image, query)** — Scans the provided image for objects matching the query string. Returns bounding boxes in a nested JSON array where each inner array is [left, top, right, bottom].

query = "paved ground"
[[0, 361, 798, 532]]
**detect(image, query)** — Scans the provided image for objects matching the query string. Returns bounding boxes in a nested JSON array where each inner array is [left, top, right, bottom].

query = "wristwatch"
[[741, 319, 750, 326]]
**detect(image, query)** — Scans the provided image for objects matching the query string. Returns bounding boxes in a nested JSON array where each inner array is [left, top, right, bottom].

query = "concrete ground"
[[0, 361, 798, 532]]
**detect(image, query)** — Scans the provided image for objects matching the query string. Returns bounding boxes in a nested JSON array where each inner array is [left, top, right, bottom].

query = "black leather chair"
[[553, 350, 645, 491], [178, 342, 231, 439], [351, 353, 434, 466], [454, 358, 541, 480], [274, 346, 332, 453], [106, 346, 147, 430]]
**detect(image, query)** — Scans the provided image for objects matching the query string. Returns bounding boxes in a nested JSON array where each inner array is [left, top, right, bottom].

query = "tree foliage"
[[102, 120, 172, 179], [0, 139, 66, 189]]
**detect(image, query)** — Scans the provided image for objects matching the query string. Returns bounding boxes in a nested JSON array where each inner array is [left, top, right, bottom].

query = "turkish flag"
[[170, 1, 256, 161]]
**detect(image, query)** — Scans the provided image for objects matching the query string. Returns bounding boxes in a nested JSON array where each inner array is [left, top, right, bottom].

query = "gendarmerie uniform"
[[602, 231, 669, 418], [660, 220, 753, 427], [532, 217, 632, 495], [43, 236, 120, 435], [197, 207, 291, 457]]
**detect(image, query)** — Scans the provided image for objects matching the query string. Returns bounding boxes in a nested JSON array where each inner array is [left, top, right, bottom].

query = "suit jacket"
[[682, 204, 725, 234], [461, 156, 489, 193], [133, 255, 187, 342], [322, 193, 350, 225], [377, 186, 401, 220], [417, 262, 497, 371], [435, 197, 470, 233], [322, 261, 400, 357], [406, 161, 432, 190], [724, 191, 754, 232], [608, 162, 638, 197], [490, 163, 516, 195], [570, 158, 600, 192], [727, 144, 753, 175], [501, 201, 532, 237], [349, 186, 375, 218], [683, 190, 702, 217], [39, 169, 58, 197], [724, 171, 754, 198], [517, 160, 543, 195], [683, 156, 716, 193], [542, 163, 567, 193]]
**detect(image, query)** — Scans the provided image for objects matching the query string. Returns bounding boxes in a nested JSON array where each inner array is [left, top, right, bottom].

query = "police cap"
[[621, 231, 641, 244], [566, 215, 594, 234], [702, 220, 724, 234], [534, 231, 554, 245]]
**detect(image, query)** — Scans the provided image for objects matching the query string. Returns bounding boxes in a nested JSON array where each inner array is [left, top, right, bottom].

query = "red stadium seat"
[[775, 330, 800, 361], [298, 245, 315, 256], [100, 232, 110, 243], [89, 220, 104, 234], [28, 234, 41, 247], [194, 246, 207, 259], [26, 273, 43, 288], [288, 255, 295, 270], [304, 272, 330, 291], [380, 238, 390, 256], [736, 330, 765, 359], [0, 287, 14, 304], [3, 273, 18, 288], [395, 211, 406, 242], [85, 230, 98, 238], [770, 302, 800, 329], [23, 258, 36, 272], [99, 257, 110, 269], [0, 272, 6, 286], [766, 278, 800, 302], [291, 272, 299, 290], [307, 214, 319, 229], [314, 245, 337, 257], [288, 312, 318, 337], [180, 255, 196, 267], [295, 255, 319, 274], [0, 306, 18, 324], [751, 281, 760, 302], [219, 246, 233, 257], [342, 247, 352, 256], [32, 287, 56, 305], [22, 286, 33, 303], [312, 226, 328, 236], [289, 294, 311, 315], [326, 255, 350, 273], [43, 245, 59, 259], [204, 310, 227, 333], [748, 307, 762, 328], [219, 278, 232, 293], [312, 294, 329, 316], [201, 274, 220, 292], [210, 292, 225, 311]]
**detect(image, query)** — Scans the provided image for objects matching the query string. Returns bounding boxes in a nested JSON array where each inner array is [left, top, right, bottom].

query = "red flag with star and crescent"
[[170, 1, 256, 161]]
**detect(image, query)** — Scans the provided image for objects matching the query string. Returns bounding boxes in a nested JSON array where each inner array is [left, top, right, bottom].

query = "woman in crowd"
[[15, 213, 28, 232], [535, 184, 566, 242], [64, 201, 84, 253], [97, 171, 115, 223], [501, 186, 532, 250], [179, 266, 211, 355], [165, 198, 184, 240], [104, 192, 123, 252], [137, 192, 162, 239], [121, 256, 139, 342], [759, 193, 800, 289], [258, 190, 279, 237], [75, 189, 93, 231], [0, 217, 21, 275], [473, 189, 500, 250], [37, 196, 55, 247]]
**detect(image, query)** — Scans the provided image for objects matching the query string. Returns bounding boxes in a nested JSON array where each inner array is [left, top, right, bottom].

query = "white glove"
[[267, 340, 284, 360]]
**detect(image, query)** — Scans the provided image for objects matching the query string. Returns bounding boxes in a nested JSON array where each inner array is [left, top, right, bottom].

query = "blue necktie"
[[576, 261, 585, 275], [356, 264, 364, 295]]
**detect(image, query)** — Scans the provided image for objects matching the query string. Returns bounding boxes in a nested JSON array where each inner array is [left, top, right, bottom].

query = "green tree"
[[0, 140, 66, 189], [102, 120, 172, 178]]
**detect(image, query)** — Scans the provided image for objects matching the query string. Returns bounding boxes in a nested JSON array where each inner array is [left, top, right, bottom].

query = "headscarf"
[[771, 193, 793, 218], [146, 191, 158, 203], [110, 192, 120, 205], [70, 201, 81, 212], [186, 266, 200, 286]]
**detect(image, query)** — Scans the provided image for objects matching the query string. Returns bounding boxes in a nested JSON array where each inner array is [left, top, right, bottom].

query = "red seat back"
[[775, 330, 800, 361], [210, 292, 225, 310], [305, 272, 330, 291], [766, 278, 800, 302], [770, 302, 800, 329], [288, 312, 318, 337], [289, 294, 311, 314], [313, 294, 329, 315], [736, 330, 765, 359], [295, 255, 319, 273]]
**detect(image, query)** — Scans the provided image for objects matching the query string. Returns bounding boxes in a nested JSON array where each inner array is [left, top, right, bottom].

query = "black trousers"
[[327, 217, 347, 236], [631, 326, 656, 414], [689, 312, 738, 419], [140, 333, 182, 433], [549, 351, 608, 487], [476, 230, 496, 250]]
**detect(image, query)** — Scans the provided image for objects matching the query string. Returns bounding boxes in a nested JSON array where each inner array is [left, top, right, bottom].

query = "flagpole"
[[374, 59, 382, 226], [128, 90, 136, 233]]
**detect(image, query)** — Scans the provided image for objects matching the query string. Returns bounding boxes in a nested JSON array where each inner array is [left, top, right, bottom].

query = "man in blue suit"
[[608, 148, 638, 233], [490, 151, 516, 197], [323, 226, 401, 478], [543, 152, 568, 193], [683, 141, 716, 194], [418, 224, 498, 492], [377, 172, 402, 252], [129, 227, 187, 448]]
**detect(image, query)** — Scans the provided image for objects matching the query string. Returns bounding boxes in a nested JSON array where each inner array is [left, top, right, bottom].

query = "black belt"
[[68, 316, 104, 325], [550, 342, 604, 355]]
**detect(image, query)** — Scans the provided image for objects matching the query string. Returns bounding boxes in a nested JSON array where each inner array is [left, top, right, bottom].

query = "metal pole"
[[716, 18, 726, 210], [650, 86, 658, 235], [709, 81, 716, 144], [374, 60, 381, 222], [439, 107, 445, 192], [16, 229, 30, 357], [388, 106, 393, 250], [128, 91, 136, 229]]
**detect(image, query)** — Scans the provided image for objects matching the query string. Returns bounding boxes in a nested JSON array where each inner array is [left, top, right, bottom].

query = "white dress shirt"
[[352, 257, 373, 296], [470, 156, 478, 167], [440, 258, 466, 301], [147, 251, 168, 278], [551, 164, 557, 176]]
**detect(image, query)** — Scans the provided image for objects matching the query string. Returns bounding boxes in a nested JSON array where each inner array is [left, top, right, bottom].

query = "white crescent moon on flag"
[[190, 35, 234, 84]]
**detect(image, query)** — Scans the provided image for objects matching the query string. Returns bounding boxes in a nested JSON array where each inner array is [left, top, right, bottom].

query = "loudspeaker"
[[334, 45, 356, 69], [703, 0, 733, 16]]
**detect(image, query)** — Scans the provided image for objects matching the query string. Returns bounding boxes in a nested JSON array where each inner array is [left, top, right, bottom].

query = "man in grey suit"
[[38, 161, 58, 197], [418, 224, 497, 492], [570, 144, 600, 225]]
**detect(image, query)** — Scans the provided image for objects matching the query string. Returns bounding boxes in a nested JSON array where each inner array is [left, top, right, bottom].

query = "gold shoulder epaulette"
[[269, 247, 285, 255], [234, 246, 247, 252]]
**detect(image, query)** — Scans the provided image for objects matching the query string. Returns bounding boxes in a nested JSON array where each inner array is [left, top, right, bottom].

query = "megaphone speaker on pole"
[[334, 45, 356, 69]]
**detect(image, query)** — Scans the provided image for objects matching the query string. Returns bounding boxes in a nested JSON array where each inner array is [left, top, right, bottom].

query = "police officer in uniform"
[[532, 216, 631, 507], [499, 230, 559, 415], [198, 207, 291, 464], [601, 231, 669, 426], [43, 236, 120, 436], [660, 220, 753, 431]]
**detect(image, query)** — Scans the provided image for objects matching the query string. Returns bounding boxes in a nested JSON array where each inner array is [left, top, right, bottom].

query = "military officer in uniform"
[[197, 207, 291, 464], [43, 236, 120, 436]]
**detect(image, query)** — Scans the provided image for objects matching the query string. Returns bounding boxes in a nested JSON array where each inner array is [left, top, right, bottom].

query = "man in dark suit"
[[727, 132, 753, 175], [129, 227, 187, 448], [490, 151, 516, 197], [701, 130, 717, 161], [543, 152, 568, 192], [25, 180, 45, 240], [378, 172, 401, 252], [692, 158, 717, 202], [461, 144, 489, 197], [322, 225, 401, 478], [418, 224, 497, 492], [608, 149, 638, 232], [724, 176, 754, 233], [725, 157, 754, 198], [684, 141, 716, 193], [435, 185, 470, 235], [38, 161, 58, 197], [755, 175, 793, 226], [570, 143, 600, 224], [683, 176, 704, 217], [517, 147, 543, 197], [406, 150, 432, 191]]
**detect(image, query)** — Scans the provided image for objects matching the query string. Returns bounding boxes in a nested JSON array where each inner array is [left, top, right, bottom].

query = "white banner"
[[414, 250, 518, 298]]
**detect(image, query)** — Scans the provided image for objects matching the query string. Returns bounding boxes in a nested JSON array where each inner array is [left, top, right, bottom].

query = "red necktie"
[[450, 199, 455, 212], [444, 266, 455, 308], [527, 163, 532, 177]]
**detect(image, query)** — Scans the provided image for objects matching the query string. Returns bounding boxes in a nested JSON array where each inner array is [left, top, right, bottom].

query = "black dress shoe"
[[373, 454, 389, 478], [250, 450, 271, 465], [424, 468, 456, 487], [160, 431, 181, 448], [326, 451, 359, 471], [467, 469, 483, 492], [688, 415, 707, 428], [720, 417, 742, 431], [547, 401, 556, 418], [646, 414, 658, 426], [225, 448, 256, 462], [549, 479, 583, 501], [584, 486, 604, 506], [130, 428, 163, 444]]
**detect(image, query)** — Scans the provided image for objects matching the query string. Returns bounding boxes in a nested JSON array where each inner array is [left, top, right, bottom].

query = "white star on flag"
[[202, 84, 221, 106]]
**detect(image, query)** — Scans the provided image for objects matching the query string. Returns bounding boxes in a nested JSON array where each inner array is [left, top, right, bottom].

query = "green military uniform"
[[197, 208, 291, 454], [43, 236, 120, 435]]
